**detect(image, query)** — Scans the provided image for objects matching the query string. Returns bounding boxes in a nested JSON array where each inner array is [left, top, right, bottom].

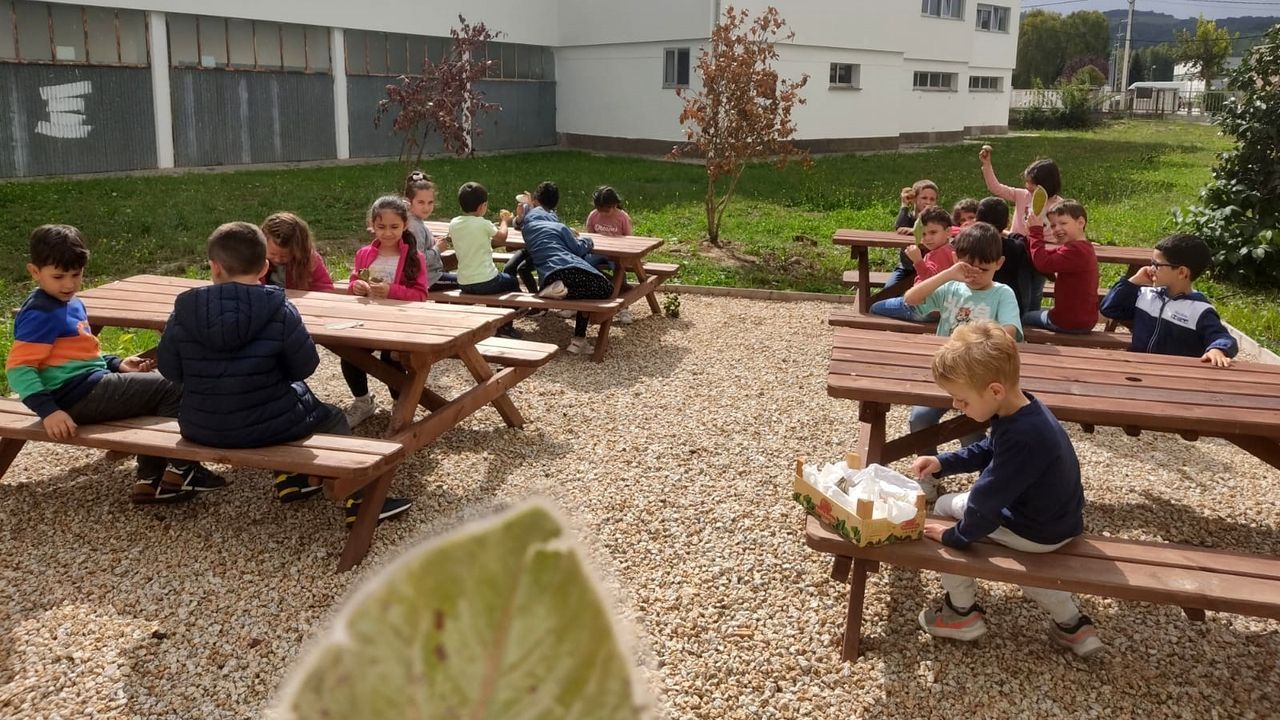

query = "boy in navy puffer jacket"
[[158, 222, 410, 526]]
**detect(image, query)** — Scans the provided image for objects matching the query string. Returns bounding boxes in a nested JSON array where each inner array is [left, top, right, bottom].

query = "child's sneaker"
[[1051, 614, 1105, 658], [919, 593, 987, 641], [343, 496, 413, 527], [615, 308, 634, 325], [274, 472, 322, 503], [130, 475, 196, 505], [537, 280, 568, 299], [566, 337, 595, 355], [161, 463, 228, 493], [345, 394, 377, 428], [496, 323, 523, 340]]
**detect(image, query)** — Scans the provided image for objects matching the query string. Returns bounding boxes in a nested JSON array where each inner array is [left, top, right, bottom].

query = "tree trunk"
[[704, 172, 721, 247]]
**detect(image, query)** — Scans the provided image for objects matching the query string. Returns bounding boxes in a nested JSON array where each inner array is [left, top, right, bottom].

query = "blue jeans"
[[1021, 310, 1092, 334], [1026, 272, 1047, 313], [459, 272, 519, 295], [870, 296, 928, 322], [880, 260, 915, 293], [909, 405, 986, 458]]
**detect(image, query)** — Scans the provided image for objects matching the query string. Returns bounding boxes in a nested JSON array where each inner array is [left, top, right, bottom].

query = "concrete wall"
[[0, 64, 156, 177]]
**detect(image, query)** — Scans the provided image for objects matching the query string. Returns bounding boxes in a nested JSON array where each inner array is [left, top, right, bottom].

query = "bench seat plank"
[[829, 309, 1131, 350], [475, 337, 560, 368], [431, 290, 624, 313]]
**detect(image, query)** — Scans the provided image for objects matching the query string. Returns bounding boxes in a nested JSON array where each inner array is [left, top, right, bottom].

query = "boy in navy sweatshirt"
[[1099, 234, 1237, 367], [910, 321, 1103, 658]]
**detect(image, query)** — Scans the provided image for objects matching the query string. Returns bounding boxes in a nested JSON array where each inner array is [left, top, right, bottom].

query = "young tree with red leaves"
[[376, 16, 501, 163], [670, 6, 809, 247]]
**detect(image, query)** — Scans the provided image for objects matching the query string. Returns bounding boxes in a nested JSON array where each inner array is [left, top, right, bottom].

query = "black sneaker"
[[343, 496, 413, 528], [495, 324, 523, 340], [130, 476, 196, 505], [274, 472, 322, 503], [162, 463, 228, 493]]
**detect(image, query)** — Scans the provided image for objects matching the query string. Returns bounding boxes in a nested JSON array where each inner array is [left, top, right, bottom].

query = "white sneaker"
[[566, 337, 595, 355], [614, 308, 634, 325], [554, 309, 577, 318], [537, 280, 568, 299], [344, 394, 377, 428]]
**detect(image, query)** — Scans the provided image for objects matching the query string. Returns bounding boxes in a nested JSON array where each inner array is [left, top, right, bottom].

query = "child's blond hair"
[[931, 321, 1020, 392]]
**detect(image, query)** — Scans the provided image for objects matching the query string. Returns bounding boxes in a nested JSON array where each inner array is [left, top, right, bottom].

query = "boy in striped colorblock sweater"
[[5, 225, 225, 503]]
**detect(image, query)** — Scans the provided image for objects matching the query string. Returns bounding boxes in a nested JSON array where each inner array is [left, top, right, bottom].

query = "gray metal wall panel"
[[347, 77, 556, 158], [0, 64, 156, 178], [171, 69, 335, 168]]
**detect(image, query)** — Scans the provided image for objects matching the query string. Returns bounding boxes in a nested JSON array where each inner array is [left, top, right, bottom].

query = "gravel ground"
[[1, 294, 1278, 719]]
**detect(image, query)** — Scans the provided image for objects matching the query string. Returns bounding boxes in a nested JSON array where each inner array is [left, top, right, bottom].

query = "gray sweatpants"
[[65, 371, 182, 480]]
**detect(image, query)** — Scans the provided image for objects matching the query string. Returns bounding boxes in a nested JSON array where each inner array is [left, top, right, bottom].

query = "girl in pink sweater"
[[261, 212, 334, 292]]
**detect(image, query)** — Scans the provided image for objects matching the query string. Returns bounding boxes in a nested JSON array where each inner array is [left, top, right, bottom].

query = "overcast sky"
[[1022, 0, 1280, 20]]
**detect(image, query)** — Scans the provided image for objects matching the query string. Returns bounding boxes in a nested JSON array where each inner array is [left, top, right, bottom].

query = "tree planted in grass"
[[376, 16, 501, 163], [1176, 24, 1280, 287], [670, 6, 809, 248], [1174, 16, 1237, 90]]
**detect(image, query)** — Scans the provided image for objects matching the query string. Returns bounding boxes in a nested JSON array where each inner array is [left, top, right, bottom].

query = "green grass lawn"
[[1, 118, 1276, 394]]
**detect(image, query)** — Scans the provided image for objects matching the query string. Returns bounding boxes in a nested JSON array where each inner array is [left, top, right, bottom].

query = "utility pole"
[[1121, 0, 1136, 94]]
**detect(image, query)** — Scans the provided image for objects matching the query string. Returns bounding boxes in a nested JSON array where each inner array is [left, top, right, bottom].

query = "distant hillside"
[[1102, 10, 1279, 54]]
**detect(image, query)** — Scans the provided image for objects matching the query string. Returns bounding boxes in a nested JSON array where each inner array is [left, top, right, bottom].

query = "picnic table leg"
[[855, 247, 871, 314], [857, 402, 889, 466], [337, 469, 395, 572], [631, 261, 662, 315], [591, 317, 615, 363], [0, 439, 27, 480], [842, 558, 875, 661], [456, 344, 525, 429], [1182, 607, 1206, 622], [832, 555, 851, 582], [387, 355, 433, 435], [610, 261, 627, 297]]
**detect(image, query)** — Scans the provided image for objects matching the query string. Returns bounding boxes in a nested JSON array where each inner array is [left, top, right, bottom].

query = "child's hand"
[[42, 410, 77, 441], [434, 237, 449, 253], [944, 262, 974, 282], [899, 187, 916, 208], [923, 520, 949, 543], [979, 144, 992, 164], [1200, 348, 1233, 368], [895, 226, 913, 236], [1027, 210, 1044, 228], [499, 209, 513, 222], [119, 356, 156, 373], [911, 455, 942, 479], [1128, 266, 1156, 286], [367, 280, 390, 299], [904, 244, 924, 264], [352, 279, 371, 296]]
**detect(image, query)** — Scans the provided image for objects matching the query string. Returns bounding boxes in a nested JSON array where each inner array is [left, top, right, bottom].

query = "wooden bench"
[[804, 515, 1280, 660], [0, 398, 405, 571], [474, 336, 560, 368], [828, 308, 1132, 351]]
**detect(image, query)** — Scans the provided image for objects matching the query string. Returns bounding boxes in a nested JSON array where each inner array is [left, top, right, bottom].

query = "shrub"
[[1175, 24, 1280, 287]]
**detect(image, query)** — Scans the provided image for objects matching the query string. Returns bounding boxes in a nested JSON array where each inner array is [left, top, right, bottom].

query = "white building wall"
[[554, 41, 703, 142]]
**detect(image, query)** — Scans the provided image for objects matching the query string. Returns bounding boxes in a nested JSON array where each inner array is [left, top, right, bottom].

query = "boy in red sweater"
[[1023, 201, 1099, 333]]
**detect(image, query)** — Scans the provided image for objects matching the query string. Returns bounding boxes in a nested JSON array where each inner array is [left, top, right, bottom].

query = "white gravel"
[[1, 294, 1277, 719]]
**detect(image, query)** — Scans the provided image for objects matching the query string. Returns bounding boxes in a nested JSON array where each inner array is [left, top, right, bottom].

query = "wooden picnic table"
[[426, 220, 667, 314], [828, 326, 1280, 471], [832, 228, 1152, 315]]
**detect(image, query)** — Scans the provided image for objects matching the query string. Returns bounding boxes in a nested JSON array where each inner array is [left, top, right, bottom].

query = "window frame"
[[912, 70, 958, 92], [663, 46, 691, 89], [169, 14, 329, 73], [828, 62, 860, 90], [968, 74, 1003, 92], [921, 0, 965, 20], [2, 1, 150, 66], [974, 4, 1009, 33]]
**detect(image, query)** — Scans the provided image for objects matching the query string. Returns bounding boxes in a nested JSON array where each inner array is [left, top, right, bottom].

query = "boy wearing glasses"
[[903, 222, 1023, 499], [1100, 234, 1237, 367]]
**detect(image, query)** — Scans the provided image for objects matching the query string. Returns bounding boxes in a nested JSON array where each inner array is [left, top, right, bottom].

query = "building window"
[[169, 14, 329, 73], [975, 4, 1009, 32], [1, 1, 149, 65], [968, 75, 1003, 91], [829, 62, 860, 89], [913, 71, 957, 91], [663, 47, 690, 88], [921, 0, 965, 20]]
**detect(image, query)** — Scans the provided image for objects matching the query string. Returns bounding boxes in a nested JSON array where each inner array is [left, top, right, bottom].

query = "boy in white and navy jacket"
[[1100, 234, 1238, 368]]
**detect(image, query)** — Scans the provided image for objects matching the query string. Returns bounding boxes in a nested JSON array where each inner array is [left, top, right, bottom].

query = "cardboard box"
[[792, 453, 925, 547]]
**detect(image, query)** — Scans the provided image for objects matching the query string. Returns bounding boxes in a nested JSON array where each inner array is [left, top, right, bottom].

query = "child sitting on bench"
[[911, 321, 1103, 658]]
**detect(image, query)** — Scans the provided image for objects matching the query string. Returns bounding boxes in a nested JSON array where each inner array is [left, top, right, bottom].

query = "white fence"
[[1012, 87, 1245, 116]]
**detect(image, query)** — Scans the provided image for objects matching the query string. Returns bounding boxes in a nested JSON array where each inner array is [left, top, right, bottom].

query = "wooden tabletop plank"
[[425, 220, 663, 259], [832, 229, 1153, 266]]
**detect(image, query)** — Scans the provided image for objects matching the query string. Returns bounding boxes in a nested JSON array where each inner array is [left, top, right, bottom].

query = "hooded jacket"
[[157, 282, 329, 448], [520, 207, 604, 279]]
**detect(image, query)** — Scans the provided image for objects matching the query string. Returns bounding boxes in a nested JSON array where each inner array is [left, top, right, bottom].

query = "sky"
[[1021, 0, 1280, 20]]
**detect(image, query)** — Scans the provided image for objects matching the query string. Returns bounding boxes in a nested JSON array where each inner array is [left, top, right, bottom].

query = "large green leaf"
[[275, 501, 648, 720]]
